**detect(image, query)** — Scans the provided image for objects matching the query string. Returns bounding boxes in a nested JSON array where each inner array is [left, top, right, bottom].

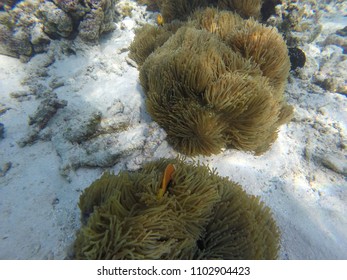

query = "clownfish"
[[157, 163, 175, 199], [157, 14, 164, 26]]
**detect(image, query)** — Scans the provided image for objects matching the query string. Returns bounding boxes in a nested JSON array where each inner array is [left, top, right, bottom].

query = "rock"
[[336, 26, 347, 37], [314, 46, 347, 95], [0, 24, 18, 58], [78, 8, 104, 42], [12, 29, 33, 57], [323, 34, 347, 54], [0, 0, 48, 59], [0, 103, 10, 116], [17, 127, 41, 148], [28, 95, 68, 129], [18, 94, 67, 147], [52, 0, 88, 19], [63, 111, 102, 144], [0, 162, 12, 177], [0, 20, 33, 58], [78, 0, 117, 43], [37, 1, 74, 38], [321, 154, 347, 176], [10, 90, 33, 101], [30, 22, 51, 53], [266, 1, 322, 47], [49, 78, 65, 90], [0, 122, 4, 139]]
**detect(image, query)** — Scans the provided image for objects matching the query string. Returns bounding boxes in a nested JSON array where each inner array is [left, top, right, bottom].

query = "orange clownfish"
[[157, 163, 175, 199], [157, 14, 164, 26]]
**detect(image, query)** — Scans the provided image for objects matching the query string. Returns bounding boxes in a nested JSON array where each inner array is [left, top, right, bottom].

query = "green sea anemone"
[[152, 0, 263, 23], [129, 21, 183, 67], [73, 158, 280, 259], [136, 19, 292, 155]]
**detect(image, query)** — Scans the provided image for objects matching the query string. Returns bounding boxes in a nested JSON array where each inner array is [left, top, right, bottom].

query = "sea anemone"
[[136, 20, 292, 155], [73, 158, 280, 259], [129, 21, 183, 67], [153, 0, 263, 23]]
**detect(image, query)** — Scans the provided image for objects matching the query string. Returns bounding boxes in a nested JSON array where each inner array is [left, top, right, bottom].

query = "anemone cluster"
[[130, 8, 292, 156], [74, 158, 280, 260], [140, 0, 264, 22]]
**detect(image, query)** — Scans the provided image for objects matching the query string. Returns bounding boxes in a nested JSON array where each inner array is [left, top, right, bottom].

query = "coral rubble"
[[18, 94, 68, 147]]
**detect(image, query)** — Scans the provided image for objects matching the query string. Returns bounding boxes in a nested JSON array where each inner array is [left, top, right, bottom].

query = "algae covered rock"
[[130, 8, 292, 156], [73, 158, 280, 259], [37, 1, 74, 39], [78, 0, 117, 42]]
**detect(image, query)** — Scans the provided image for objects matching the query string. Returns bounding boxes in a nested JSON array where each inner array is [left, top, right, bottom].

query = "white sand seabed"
[[0, 3, 346, 259]]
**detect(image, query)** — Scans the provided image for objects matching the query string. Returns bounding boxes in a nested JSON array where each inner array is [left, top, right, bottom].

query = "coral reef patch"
[[0, 0, 118, 60]]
